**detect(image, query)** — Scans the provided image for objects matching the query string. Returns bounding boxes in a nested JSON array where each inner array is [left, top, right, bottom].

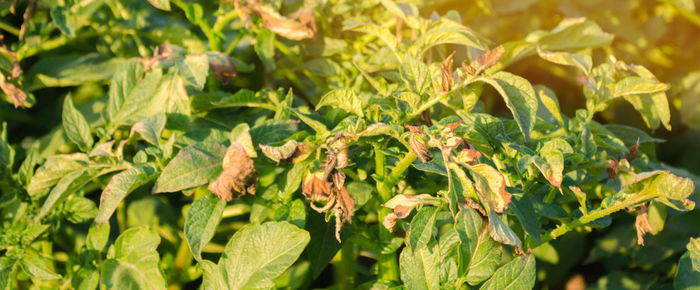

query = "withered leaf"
[[455, 148, 482, 164], [259, 140, 300, 163], [469, 164, 512, 213], [249, 1, 316, 40], [607, 159, 619, 181], [635, 204, 655, 246], [473, 45, 505, 70], [0, 72, 27, 108], [302, 171, 331, 202], [404, 124, 424, 134], [335, 186, 354, 223], [208, 143, 258, 201], [207, 52, 237, 85], [441, 51, 456, 92], [383, 212, 399, 232], [625, 138, 640, 162], [409, 134, 432, 163]]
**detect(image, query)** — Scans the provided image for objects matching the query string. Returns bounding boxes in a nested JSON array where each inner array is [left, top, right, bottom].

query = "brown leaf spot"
[[441, 51, 456, 92], [409, 134, 432, 163], [474, 45, 505, 70], [383, 212, 399, 232], [0, 73, 27, 108], [456, 148, 482, 164], [607, 159, 619, 181], [208, 52, 237, 85], [625, 138, 640, 162], [208, 143, 258, 201], [404, 124, 424, 134]]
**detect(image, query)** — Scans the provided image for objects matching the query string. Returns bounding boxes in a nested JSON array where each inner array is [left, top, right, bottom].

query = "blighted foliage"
[[0, 0, 698, 289]]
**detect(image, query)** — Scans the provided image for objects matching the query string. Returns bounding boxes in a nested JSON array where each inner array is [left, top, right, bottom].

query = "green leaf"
[[148, 73, 190, 129], [316, 88, 365, 117], [534, 85, 565, 126], [290, 108, 330, 137], [479, 71, 538, 142], [38, 167, 102, 219], [26, 54, 124, 91], [108, 65, 163, 126], [306, 211, 344, 278], [130, 114, 166, 147], [399, 245, 440, 290], [180, 54, 209, 89], [455, 206, 502, 285], [623, 92, 672, 130], [96, 166, 156, 224], [185, 193, 225, 261], [479, 253, 536, 290], [101, 227, 166, 290], [675, 251, 700, 289], [345, 23, 398, 56], [18, 255, 61, 280], [400, 56, 431, 94], [688, 238, 700, 273], [613, 76, 669, 97], [86, 222, 110, 251], [487, 210, 522, 248], [0, 258, 14, 290], [510, 194, 541, 243], [407, 206, 438, 251], [62, 94, 93, 151], [72, 267, 100, 290], [408, 18, 486, 56], [538, 18, 613, 51], [153, 141, 227, 193], [537, 48, 592, 73], [64, 196, 97, 223], [147, 0, 170, 10], [533, 138, 571, 189], [51, 7, 76, 37], [202, 221, 310, 289], [27, 154, 87, 197], [255, 29, 276, 70]]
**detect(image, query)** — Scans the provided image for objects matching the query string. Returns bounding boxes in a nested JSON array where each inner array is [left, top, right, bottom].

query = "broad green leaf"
[[180, 54, 209, 89], [255, 28, 276, 70], [64, 196, 97, 223], [260, 140, 299, 163], [202, 221, 310, 289], [613, 77, 668, 97], [147, 0, 170, 10], [345, 23, 398, 56], [26, 54, 123, 91], [407, 206, 438, 251], [101, 227, 166, 290], [108, 65, 163, 126], [50, 7, 76, 37], [479, 71, 538, 142], [455, 206, 502, 285], [537, 48, 592, 73], [153, 141, 227, 193], [538, 18, 613, 51], [62, 94, 93, 151], [27, 154, 87, 197], [306, 211, 344, 278], [488, 210, 522, 248], [148, 73, 190, 129], [129, 114, 166, 146], [533, 138, 571, 189], [675, 251, 700, 289], [400, 56, 431, 93], [0, 257, 13, 290], [96, 166, 156, 224], [316, 88, 364, 117], [399, 245, 440, 290], [510, 194, 541, 243], [18, 255, 61, 280], [408, 18, 486, 56], [623, 92, 672, 130], [199, 260, 226, 290], [185, 193, 225, 261], [479, 253, 536, 290]]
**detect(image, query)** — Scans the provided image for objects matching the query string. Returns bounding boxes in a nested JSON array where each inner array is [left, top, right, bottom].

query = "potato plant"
[[0, 0, 698, 289]]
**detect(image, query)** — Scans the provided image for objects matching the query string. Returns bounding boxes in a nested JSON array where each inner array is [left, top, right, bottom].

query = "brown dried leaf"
[[208, 52, 237, 85], [474, 45, 504, 70], [404, 124, 424, 134], [335, 186, 354, 223], [0, 72, 27, 108], [462, 60, 476, 76], [249, 1, 316, 40], [455, 148, 482, 164], [441, 51, 456, 92], [208, 143, 258, 201], [19, 0, 37, 41], [302, 171, 331, 202], [625, 138, 640, 162], [574, 75, 594, 90], [409, 134, 432, 163], [607, 159, 619, 181], [331, 170, 346, 191], [382, 212, 399, 232], [395, 16, 403, 44], [635, 204, 655, 246]]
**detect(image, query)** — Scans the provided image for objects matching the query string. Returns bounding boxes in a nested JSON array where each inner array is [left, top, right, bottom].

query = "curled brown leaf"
[[441, 51, 456, 92], [209, 143, 258, 201], [607, 159, 619, 181], [473, 45, 505, 71], [409, 134, 432, 163], [248, 1, 316, 40], [635, 204, 655, 246], [625, 138, 640, 162], [208, 52, 237, 85]]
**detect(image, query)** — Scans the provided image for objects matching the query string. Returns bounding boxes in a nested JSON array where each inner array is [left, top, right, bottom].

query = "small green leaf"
[[479, 71, 538, 142], [51, 7, 76, 37], [62, 94, 93, 151], [147, 0, 170, 10], [202, 221, 310, 289], [96, 166, 156, 224], [488, 210, 522, 248], [623, 91, 672, 130], [0, 258, 14, 290], [675, 251, 700, 289], [613, 76, 668, 97], [27, 154, 87, 197], [400, 56, 431, 94], [537, 48, 592, 73], [180, 54, 209, 89], [538, 18, 613, 51], [480, 253, 536, 290], [407, 206, 438, 251], [64, 196, 97, 223], [18, 255, 61, 280], [316, 89, 365, 117], [153, 142, 227, 193], [130, 114, 166, 146], [185, 193, 225, 261], [86, 222, 110, 251], [510, 194, 541, 243], [688, 238, 700, 273]]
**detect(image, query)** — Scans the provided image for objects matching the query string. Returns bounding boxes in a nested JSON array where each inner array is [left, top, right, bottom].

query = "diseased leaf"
[[208, 143, 258, 201], [185, 193, 225, 261], [468, 164, 512, 213], [153, 142, 227, 193], [260, 140, 300, 163], [613, 76, 668, 97], [537, 47, 592, 73], [62, 94, 93, 151], [407, 206, 438, 251], [399, 245, 440, 290], [480, 253, 536, 290], [316, 88, 364, 117], [129, 114, 166, 146]]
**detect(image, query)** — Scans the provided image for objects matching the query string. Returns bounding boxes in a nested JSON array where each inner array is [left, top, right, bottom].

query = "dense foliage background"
[[1, 0, 700, 289]]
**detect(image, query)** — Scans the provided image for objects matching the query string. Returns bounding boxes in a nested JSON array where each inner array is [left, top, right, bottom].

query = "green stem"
[[213, 10, 239, 33], [116, 202, 126, 234], [379, 152, 417, 196], [373, 145, 399, 282], [538, 193, 652, 246], [0, 20, 19, 36], [336, 241, 356, 290]]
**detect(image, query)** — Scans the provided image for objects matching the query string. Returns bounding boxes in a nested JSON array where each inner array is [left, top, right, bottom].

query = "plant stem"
[[538, 193, 652, 246], [373, 144, 399, 281], [336, 241, 356, 290]]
